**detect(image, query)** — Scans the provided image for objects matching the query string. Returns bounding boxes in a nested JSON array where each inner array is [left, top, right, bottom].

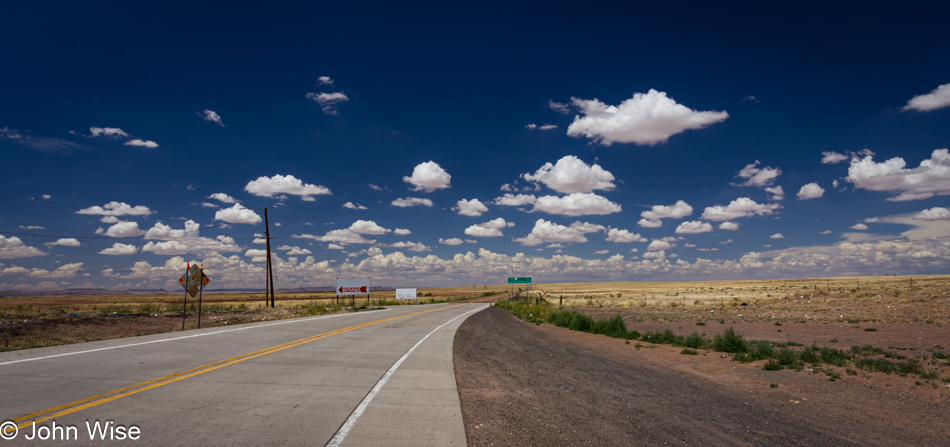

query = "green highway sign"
[[507, 277, 531, 284]]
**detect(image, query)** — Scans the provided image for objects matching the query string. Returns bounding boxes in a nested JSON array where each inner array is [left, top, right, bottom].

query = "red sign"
[[336, 278, 369, 295], [338, 286, 368, 294]]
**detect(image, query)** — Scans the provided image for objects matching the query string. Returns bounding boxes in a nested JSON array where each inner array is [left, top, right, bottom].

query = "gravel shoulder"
[[454, 306, 948, 446]]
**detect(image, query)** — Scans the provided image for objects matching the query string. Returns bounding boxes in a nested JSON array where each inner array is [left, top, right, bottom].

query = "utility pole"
[[250, 206, 276, 308], [263, 207, 275, 308]]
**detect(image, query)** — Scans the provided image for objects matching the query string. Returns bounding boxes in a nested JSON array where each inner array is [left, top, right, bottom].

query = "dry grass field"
[[0, 285, 505, 351], [530, 274, 950, 325]]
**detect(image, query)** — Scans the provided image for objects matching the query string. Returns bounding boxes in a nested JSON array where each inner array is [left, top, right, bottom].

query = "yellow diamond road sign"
[[178, 265, 210, 298]]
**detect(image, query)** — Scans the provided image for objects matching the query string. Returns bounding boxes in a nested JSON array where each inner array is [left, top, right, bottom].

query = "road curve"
[[0, 302, 488, 446]]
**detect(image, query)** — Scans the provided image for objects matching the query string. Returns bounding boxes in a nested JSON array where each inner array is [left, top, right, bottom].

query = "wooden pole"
[[182, 264, 189, 331], [197, 268, 203, 329]]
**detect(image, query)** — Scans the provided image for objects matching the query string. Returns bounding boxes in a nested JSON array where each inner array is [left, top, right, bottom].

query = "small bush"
[[713, 327, 745, 353], [855, 357, 897, 374], [763, 360, 783, 371], [818, 346, 850, 367], [568, 313, 594, 332], [899, 358, 925, 375], [696, 321, 706, 326], [591, 315, 628, 339], [648, 328, 681, 345], [547, 310, 577, 328], [681, 332, 709, 349], [864, 328, 878, 332], [680, 348, 698, 355], [777, 348, 803, 370]]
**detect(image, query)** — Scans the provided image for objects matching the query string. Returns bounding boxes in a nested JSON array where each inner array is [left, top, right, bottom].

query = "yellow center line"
[[11, 303, 469, 429]]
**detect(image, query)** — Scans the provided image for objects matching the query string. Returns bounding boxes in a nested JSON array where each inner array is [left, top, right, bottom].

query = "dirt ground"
[[0, 306, 329, 351], [454, 306, 949, 446]]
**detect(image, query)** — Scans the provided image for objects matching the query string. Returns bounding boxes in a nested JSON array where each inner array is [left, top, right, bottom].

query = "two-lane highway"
[[0, 302, 488, 445]]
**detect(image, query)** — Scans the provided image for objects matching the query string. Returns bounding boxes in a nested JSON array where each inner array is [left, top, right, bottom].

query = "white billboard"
[[395, 288, 417, 300], [336, 278, 369, 295]]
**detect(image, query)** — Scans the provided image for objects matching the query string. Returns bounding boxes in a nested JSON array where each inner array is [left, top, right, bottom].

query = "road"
[[0, 301, 490, 446]]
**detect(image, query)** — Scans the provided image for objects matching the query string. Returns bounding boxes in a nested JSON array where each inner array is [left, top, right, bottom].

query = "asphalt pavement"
[[0, 302, 488, 446]]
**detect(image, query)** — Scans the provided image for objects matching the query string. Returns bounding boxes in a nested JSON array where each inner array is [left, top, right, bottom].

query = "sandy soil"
[[455, 306, 949, 446]]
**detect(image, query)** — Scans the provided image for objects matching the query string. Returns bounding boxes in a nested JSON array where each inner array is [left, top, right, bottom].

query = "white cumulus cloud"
[[208, 193, 237, 204], [902, 83, 950, 112], [531, 193, 621, 216], [913, 207, 950, 221], [394, 228, 411, 235], [293, 229, 375, 245], [521, 155, 616, 193], [45, 238, 81, 247], [99, 243, 138, 255], [735, 161, 781, 187], [89, 127, 129, 138], [390, 241, 431, 252], [719, 222, 740, 230], [306, 91, 349, 115], [342, 202, 368, 210], [453, 198, 489, 216], [464, 218, 512, 237], [515, 219, 594, 246], [846, 149, 950, 201], [701, 197, 781, 221], [439, 238, 464, 245], [765, 186, 785, 201], [769, 233, 785, 239], [565, 89, 729, 146], [494, 193, 537, 207], [124, 139, 158, 148], [77, 201, 153, 216], [145, 220, 200, 239], [279, 246, 312, 255], [0, 235, 45, 258], [647, 240, 673, 251], [403, 161, 451, 192], [605, 228, 646, 243], [639, 200, 693, 227], [392, 197, 434, 207], [348, 220, 391, 235], [215, 204, 262, 224], [245, 174, 331, 201], [849, 223, 869, 231], [675, 221, 713, 234], [103, 221, 145, 238], [797, 183, 825, 200], [821, 151, 848, 164]]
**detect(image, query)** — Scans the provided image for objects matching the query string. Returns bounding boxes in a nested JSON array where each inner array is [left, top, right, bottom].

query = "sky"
[[2, 1, 949, 291]]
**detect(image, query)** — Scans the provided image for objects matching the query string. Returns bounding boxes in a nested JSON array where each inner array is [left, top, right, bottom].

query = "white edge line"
[[326, 303, 488, 447], [0, 308, 393, 367]]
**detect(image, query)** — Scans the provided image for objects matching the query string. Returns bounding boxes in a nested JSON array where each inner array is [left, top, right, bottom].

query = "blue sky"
[[2, 1, 949, 290]]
